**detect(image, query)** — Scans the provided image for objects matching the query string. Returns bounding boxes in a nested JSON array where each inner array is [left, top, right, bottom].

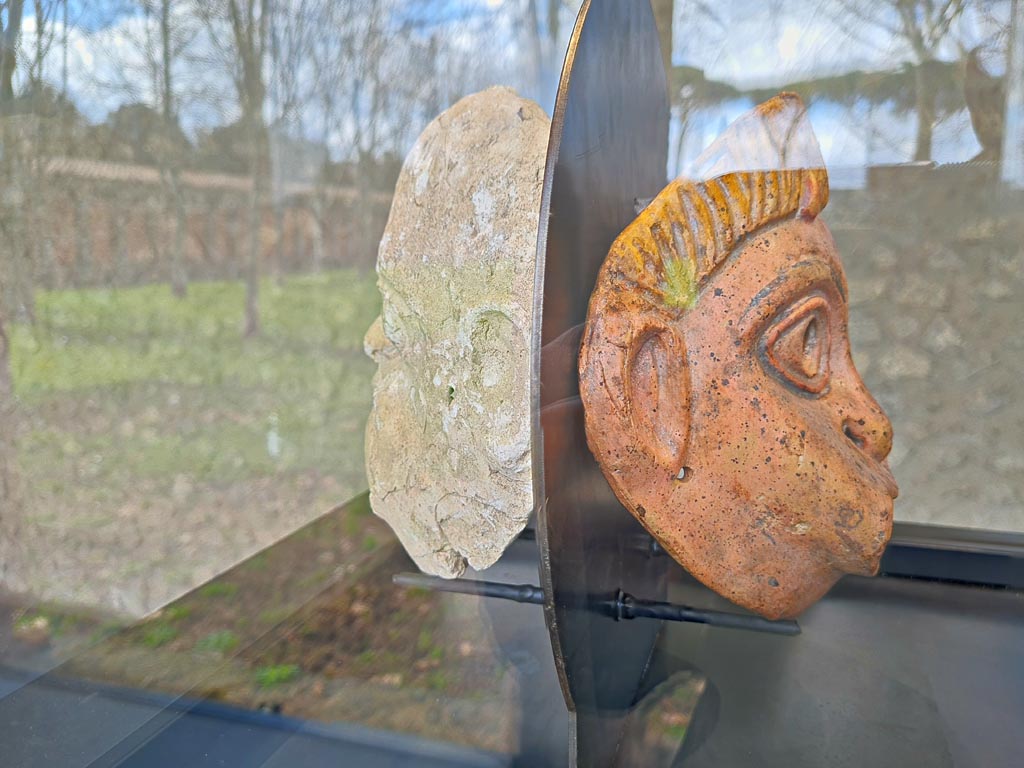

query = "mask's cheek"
[[722, 410, 882, 569], [449, 310, 531, 472], [796, 441, 894, 573]]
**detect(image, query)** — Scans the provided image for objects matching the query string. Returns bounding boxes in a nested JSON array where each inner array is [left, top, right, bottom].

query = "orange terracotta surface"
[[578, 97, 897, 620]]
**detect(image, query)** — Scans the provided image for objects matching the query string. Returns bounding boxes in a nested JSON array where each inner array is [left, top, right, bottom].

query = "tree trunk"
[[144, 204, 162, 283], [0, 313, 12, 405], [291, 207, 304, 270], [227, 206, 240, 275], [0, 309, 16, 504], [244, 126, 267, 338], [203, 204, 217, 267], [224, 0, 270, 337], [0, 0, 24, 108], [355, 157, 372, 268], [273, 203, 284, 285], [673, 107, 691, 178], [19, 241, 36, 324], [73, 193, 93, 285], [168, 171, 188, 298], [913, 61, 935, 162], [1001, 0, 1024, 185], [110, 204, 127, 280], [311, 188, 325, 272], [650, 0, 674, 94], [161, 0, 187, 298], [0, 116, 15, 503], [525, 0, 543, 96], [244, 184, 261, 337]]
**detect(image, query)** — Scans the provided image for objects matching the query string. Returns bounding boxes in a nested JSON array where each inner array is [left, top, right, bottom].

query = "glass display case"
[[0, 1, 1021, 766]]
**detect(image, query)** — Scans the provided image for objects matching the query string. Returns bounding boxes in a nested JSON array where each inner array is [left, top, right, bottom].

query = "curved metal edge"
[[530, 0, 591, 713], [531, 0, 674, 742]]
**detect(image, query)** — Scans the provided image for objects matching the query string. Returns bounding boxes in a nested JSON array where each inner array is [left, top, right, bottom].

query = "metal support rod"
[[393, 573, 800, 636], [609, 590, 800, 636], [393, 572, 545, 605]]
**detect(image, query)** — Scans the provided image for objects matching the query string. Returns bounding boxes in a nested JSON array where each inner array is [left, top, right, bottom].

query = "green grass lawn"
[[11, 270, 380, 497], [13, 271, 380, 392], [5, 270, 382, 613]]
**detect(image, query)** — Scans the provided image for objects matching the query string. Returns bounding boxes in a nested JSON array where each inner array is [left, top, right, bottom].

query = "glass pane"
[[0, 3, 579, 762], [672, 0, 1024, 533], [0, 2, 1021, 767]]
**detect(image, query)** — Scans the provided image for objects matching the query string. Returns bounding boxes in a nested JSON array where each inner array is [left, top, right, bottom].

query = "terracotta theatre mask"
[[579, 94, 897, 619]]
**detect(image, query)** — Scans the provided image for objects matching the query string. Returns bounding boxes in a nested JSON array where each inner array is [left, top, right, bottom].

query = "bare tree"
[[16, 0, 64, 324], [834, 0, 968, 161], [26, 0, 57, 87], [0, 2, 22, 508], [152, 0, 194, 296], [515, 0, 575, 106], [1005, 0, 1023, 183], [0, 2, 25, 505], [306, 1, 346, 271], [91, 2, 197, 296], [266, 0, 324, 280], [0, 300, 14, 505], [651, 0, 674, 88], [149, 0, 193, 296], [0, 0, 23, 108], [347, 0, 389, 255], [324, 0, 411, 258], [196, 0, 270, 336], [0, 160, 18, 502]]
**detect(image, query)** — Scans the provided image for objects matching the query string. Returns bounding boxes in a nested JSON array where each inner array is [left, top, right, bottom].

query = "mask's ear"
[[579, 311, 690, 477]]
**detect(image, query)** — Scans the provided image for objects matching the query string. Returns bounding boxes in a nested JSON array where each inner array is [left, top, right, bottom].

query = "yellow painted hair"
[[604, 167, 829, 315]]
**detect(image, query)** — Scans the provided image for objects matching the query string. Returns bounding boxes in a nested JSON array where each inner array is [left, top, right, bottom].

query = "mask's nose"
[[364, 315, 395, 362], [839, 375, 893, 464], [842, 413, 892, 463]]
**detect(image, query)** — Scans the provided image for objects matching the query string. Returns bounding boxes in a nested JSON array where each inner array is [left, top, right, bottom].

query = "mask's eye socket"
[[762, 296, 831, 395]]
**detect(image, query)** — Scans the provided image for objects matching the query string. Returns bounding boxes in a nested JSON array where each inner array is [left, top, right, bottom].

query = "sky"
[[14, 0, 1017, 186], [671, 0, 1010, 86], [17, 0, 528, 146], [664, 0, 1012, 181]]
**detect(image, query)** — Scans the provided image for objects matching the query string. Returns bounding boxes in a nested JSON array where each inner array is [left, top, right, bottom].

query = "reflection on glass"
[[0, 4, 579, 759], [672, 0, 1023, 534], [0, 1, 1020, 764]]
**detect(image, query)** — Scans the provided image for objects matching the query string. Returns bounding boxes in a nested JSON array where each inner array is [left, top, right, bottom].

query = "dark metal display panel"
[[528, 4, 1024, 767], [642, 565, 1024, 768], [531, 1, 671, 765]]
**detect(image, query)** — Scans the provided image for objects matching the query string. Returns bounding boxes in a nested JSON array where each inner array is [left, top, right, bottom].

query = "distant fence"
[[30, 157, 393, 289]]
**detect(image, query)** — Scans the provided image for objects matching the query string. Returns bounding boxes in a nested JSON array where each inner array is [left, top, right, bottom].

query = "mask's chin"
[[865, 499, 896, 573], [828, 496, 895, 577], [843, 548, 884, 578]]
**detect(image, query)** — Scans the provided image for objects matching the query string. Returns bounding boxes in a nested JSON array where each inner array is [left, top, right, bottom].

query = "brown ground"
[[29, 496, 523, 754]]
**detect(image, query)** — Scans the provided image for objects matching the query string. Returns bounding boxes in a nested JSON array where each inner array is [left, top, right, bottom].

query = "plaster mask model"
[[364, 87, 549, 578], [579, 94, 898, 619]]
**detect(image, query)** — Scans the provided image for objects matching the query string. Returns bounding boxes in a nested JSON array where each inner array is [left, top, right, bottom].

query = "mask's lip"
[[854, 448, 899, 499], [877, 462, 899, 499]]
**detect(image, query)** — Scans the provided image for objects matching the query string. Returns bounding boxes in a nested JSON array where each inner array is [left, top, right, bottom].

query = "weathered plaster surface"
[[365, 87, 549, 577]]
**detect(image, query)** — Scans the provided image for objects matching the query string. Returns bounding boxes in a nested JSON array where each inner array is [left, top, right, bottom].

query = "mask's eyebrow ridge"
[[740, 258, 845, 328]]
